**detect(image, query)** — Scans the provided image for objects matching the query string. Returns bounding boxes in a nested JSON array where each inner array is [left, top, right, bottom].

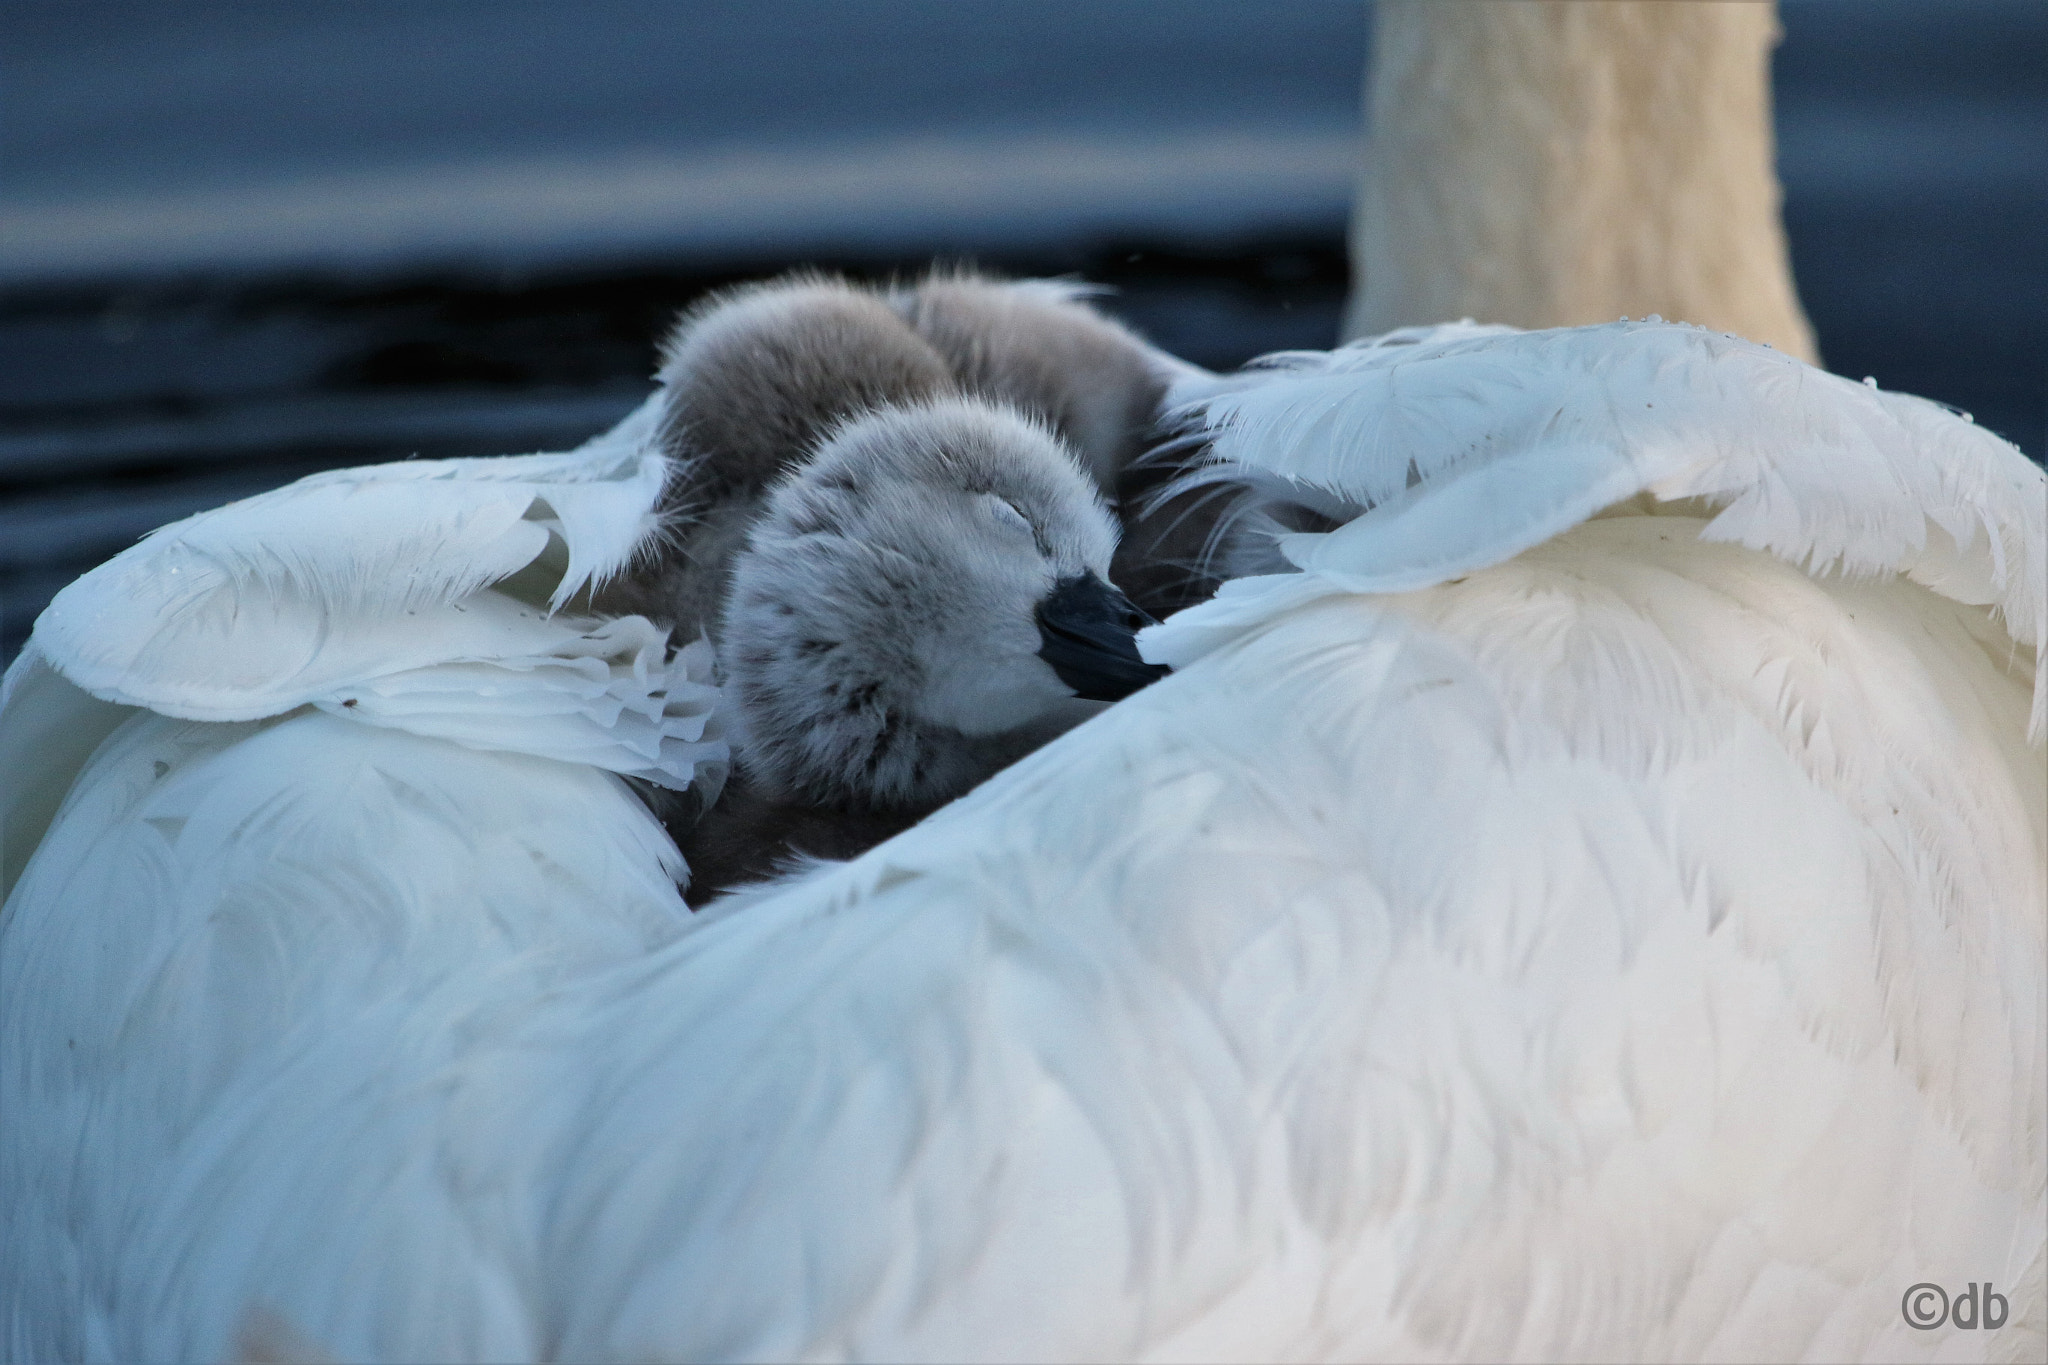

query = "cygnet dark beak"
[[1035, 572, 1171, 702]]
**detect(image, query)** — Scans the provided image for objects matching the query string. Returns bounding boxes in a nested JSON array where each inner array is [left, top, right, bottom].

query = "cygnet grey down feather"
[[589, 269, 1195, 901], [592, 275, 957, 638]]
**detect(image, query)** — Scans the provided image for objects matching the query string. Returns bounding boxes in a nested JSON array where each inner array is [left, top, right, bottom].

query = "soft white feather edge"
[[1154, 320, 2048, 738], [6, 394, 724, 834], [28, 393, 670, 720]]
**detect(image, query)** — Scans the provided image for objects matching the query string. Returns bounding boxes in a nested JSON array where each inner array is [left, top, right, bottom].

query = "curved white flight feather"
[[11, 394, 722, 815], [31, 394, 671, 719], [1160, 321, 2046, 736]]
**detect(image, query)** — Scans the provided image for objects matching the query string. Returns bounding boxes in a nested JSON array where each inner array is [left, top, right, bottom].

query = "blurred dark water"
[[1, 0, 2041, 662], [1775, 0, 2045, 466]]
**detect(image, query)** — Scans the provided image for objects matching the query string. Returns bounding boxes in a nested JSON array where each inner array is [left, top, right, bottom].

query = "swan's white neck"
[[1345, 0, 1818, 363]]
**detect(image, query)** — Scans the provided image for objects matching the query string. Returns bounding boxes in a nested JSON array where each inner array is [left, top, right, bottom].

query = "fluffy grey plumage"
[[732, 399, 1112, 758], [883, 270, 1275, 618], [680, 400, 1136, 901], [1105, 436, 1242, 619], [592, 275, 957, 637], [1110, 425, 1347, 618], [660, 277, 956, 500], [586, 270, 1185, 899], [597, 268, 1213, 633], [887, 273, 1170, 490]]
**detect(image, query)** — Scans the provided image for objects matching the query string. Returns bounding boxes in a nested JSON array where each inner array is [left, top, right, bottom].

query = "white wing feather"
[[30, 395, 670, 720], [1164, 321, 2045, 732], [10, 394, 724, 811]]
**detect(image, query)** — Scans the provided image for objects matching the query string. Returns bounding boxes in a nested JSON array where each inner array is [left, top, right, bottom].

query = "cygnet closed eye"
[[721, 398, 1166, 811]]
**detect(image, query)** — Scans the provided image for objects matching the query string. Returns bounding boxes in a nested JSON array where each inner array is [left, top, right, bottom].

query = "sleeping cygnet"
[[678, 397, 1165, 903], [598, 268, 1232, 640], [886, 270, 1234, 618], [580, 270, 1193, 898]]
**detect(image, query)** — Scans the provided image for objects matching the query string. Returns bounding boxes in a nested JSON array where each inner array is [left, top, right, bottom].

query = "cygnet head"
[[722, 397, 1165, 810]]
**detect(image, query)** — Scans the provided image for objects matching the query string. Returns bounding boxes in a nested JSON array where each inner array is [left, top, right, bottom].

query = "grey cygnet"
[[596, 269, 1196, 635], [595, 271, 1177, 902], [887, 273, 1242, 619]]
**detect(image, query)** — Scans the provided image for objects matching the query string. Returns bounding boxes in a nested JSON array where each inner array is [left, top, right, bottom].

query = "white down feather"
[[0, 322, 2042, 1362]]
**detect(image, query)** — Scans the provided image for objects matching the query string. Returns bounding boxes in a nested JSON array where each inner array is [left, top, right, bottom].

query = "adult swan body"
[[2, 316, 2041, 1361]]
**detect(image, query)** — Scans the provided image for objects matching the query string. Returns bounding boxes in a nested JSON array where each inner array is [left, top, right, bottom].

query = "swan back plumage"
[[2, 317, 2040, 1362]]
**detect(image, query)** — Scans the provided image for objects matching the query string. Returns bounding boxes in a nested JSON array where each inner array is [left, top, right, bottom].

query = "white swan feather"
[[1160, 320, 2046, 735], [30, 395, 673, 717], [1, 323, 2041, 1361]]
